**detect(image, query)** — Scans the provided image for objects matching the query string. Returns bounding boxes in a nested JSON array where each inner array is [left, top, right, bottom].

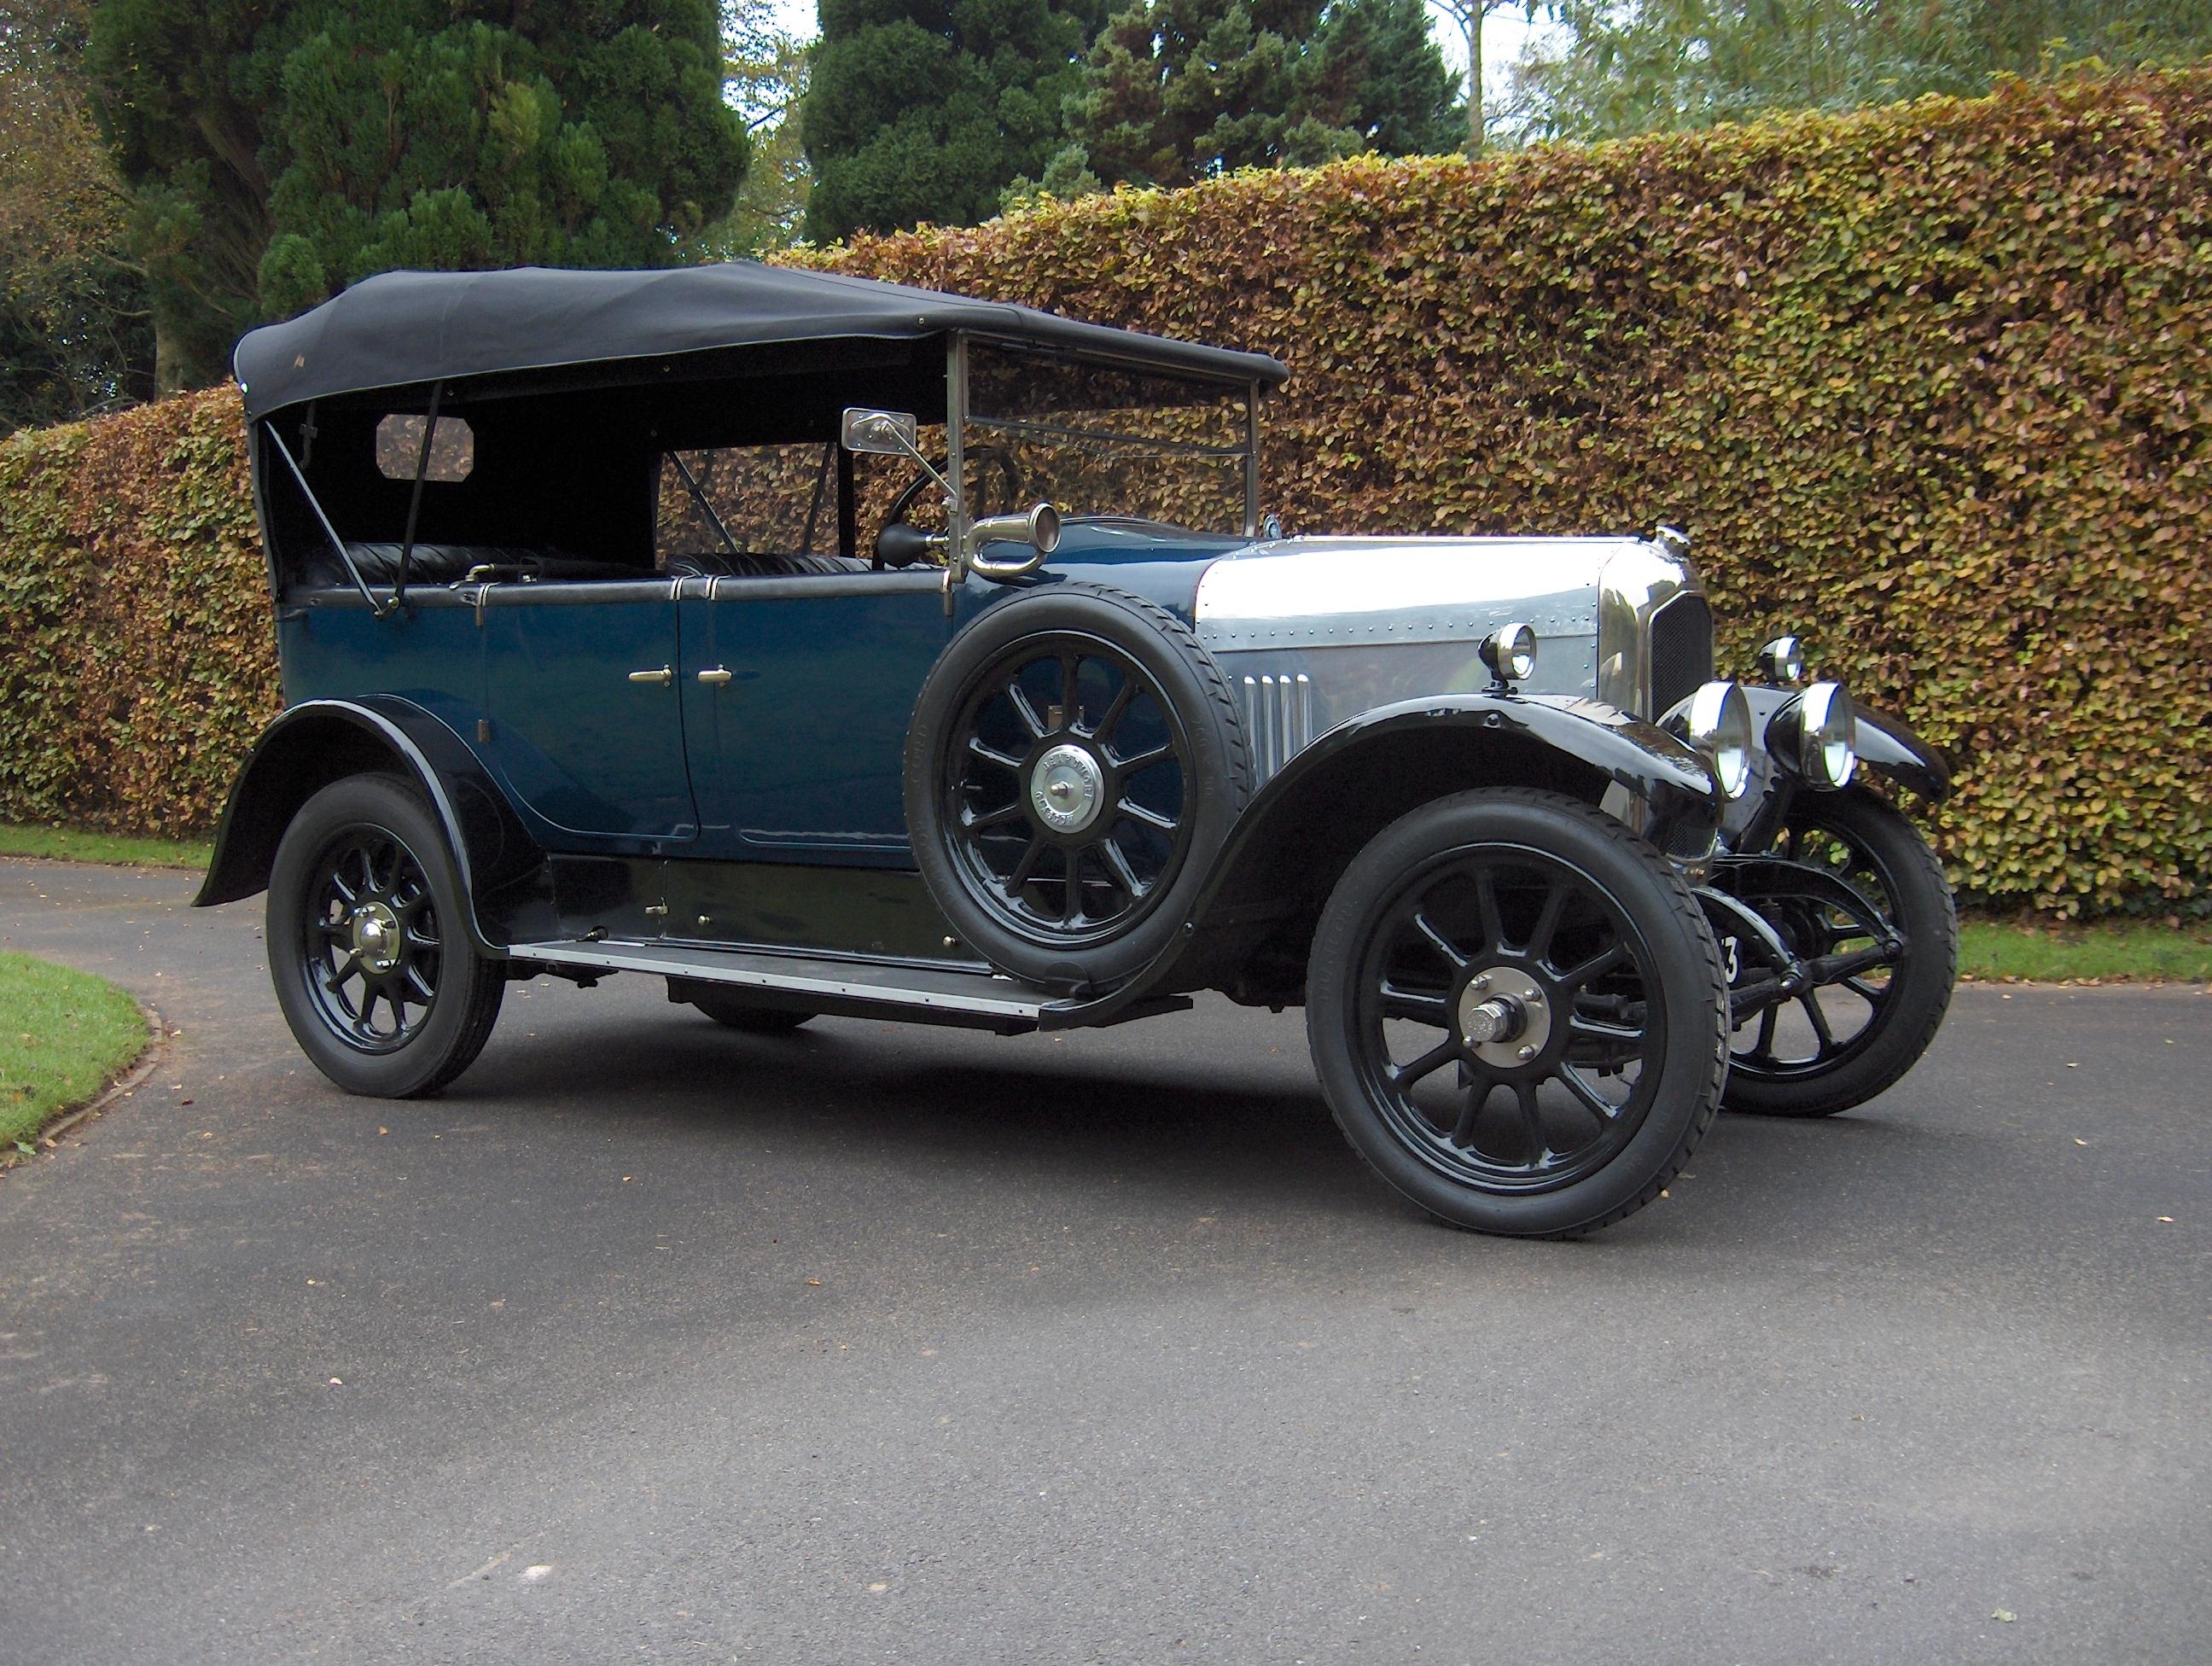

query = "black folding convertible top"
[[234, 261, 1289, 421]]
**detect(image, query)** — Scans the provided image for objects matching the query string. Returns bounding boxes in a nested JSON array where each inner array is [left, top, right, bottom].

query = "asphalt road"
[[1, 858, 2205, 1665]]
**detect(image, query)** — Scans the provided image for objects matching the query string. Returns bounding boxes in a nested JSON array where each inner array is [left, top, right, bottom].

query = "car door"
[[479, 579, 699, 844], [679, 570, 951, 859]]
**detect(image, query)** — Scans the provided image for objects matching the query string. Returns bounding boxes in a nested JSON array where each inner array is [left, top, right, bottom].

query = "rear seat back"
[[664, 550, 870, 580], [297, 543, 646, 591]]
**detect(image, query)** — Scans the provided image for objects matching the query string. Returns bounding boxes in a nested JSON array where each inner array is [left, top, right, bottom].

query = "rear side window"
[[375, 414, 474, 482], [656, 442, 834, 562], [655, 427, 998, 568]]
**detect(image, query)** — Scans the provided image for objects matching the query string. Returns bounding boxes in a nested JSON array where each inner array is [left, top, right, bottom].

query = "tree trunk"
[[153, 307, 187, 396], [1467, 10, 1485, 156]]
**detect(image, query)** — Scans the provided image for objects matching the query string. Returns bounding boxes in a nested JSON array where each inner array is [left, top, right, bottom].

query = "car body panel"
[[679, 569, 952, 861]]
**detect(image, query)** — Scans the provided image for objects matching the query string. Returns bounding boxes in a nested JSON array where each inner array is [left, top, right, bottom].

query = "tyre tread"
[[905, 579, 1251, 987], [1311, 786, 1730, 1239]]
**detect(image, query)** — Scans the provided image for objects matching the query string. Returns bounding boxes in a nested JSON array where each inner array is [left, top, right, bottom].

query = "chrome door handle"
[[696, 667, 733, 686], [627, 666, 673, 685]]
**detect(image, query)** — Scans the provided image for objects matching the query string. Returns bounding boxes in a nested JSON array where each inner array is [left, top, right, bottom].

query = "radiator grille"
[[1648, 594, 1714, 719], [1240, 673, 1313, 780]]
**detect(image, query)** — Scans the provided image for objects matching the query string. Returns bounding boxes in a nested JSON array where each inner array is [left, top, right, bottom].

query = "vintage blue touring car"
[[197, 262, 1957, 1238]]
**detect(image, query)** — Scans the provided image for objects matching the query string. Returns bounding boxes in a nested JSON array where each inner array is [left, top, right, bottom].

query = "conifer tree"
[[89, 0, 749, 389], [801, 0, 1112, 241], [1063, 0, 1461, 191]]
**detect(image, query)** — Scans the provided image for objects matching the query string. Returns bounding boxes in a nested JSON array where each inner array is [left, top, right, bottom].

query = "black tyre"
[[1307, 789, 1730, 1238], [267, 774, 504, 1098], [686, 990, 814, 1034], [905, 582, 1250, 987], [1721, 789, 1956, 1118]]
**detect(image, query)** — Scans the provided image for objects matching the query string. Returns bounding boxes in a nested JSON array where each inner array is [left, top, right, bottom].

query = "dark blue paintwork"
[[681, 570, 949, 862], [271, 519, 1247, 873], [1016, 518, 1252, 627], [193, 696, 542, 952]]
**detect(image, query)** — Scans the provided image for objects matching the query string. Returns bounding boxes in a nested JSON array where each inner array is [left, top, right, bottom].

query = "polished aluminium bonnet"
[[1193, 535, 1695, 782]]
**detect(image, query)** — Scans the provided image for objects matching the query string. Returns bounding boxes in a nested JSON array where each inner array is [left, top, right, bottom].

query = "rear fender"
[[194, 698, 540, 952]]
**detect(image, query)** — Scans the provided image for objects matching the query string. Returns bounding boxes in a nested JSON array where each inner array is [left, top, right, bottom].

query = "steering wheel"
[[876, 444, 1023, 566]]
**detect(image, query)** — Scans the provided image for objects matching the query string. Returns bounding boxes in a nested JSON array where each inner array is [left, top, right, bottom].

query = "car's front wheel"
[[1720, 788, 1956, 1117], [1307, 789, 1729, 1238], [267, 773, 504, 1098]]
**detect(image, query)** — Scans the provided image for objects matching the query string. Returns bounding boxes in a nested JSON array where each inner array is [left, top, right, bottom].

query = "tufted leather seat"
[[665, 549, 870, 579], [298, 543, 647, 590]]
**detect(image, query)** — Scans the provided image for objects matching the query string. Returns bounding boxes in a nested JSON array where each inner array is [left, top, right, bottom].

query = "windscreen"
[[963, 344, 1252, 535]]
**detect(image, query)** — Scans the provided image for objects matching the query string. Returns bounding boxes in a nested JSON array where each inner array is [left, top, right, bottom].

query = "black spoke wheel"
[[1308, 789, 1728, 1238], [299, 828, 444, 1053], [946, 635, 1193, 943], [268, 774, 504, 1098], [1722, 789, 1956, 1118], [906, 583, 1249, 987]]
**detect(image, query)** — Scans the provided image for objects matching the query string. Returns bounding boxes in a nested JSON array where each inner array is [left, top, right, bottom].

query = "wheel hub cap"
[[350, 901, 401, 974], [1458, 966, 1551, 1068], [1030, 743, 1105, 834]]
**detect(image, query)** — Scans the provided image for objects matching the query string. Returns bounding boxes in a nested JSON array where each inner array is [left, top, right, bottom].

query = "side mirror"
[[967, 503, 1061, 580], [841, 408, 920, 457]]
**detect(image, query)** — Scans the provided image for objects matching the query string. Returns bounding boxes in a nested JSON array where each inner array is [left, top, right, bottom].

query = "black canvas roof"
[[233, 261, 1289, 420]]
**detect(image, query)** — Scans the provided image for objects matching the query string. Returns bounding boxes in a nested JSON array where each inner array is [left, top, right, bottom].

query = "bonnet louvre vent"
[[1240, 673, 1313, 780]]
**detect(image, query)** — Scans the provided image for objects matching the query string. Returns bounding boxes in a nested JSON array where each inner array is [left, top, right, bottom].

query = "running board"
[[503, 938, 1191, 1034]]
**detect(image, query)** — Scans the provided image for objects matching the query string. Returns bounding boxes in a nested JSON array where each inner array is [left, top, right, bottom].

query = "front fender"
[[1735, 685, 1950, 803], [1721, 687, 1951, 853], [194, 697, 540, 952], [1853, 704, 1951, 801], [1187, 691, 1720, 943]]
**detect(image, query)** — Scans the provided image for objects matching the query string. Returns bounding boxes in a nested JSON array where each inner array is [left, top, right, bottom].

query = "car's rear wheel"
[[1720, 789, 1956, 1117], [905, 583, 1249, 987], [267, 773, 504, 1098], [1307, 789, 1729, 1238]]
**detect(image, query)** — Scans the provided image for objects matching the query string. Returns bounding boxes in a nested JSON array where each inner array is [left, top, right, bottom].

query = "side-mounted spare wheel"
[[905, 582, 1252, 987], [266, 773, 505, 1098], [1306, 789, 1731, 1238]]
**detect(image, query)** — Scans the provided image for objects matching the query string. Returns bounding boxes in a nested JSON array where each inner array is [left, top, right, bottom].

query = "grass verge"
[[0, 822, 212, 871], [0, 952, 148, 1158], [1959, 917, 2212, 985]]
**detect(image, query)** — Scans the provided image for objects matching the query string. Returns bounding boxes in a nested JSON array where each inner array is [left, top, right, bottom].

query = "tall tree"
[[1307, 0, 1465, 153], [89, 0, 750, 391], [1515, 0, 2212, 140], [0, 0, 150, 432], [720, 0, 812, 253], [1062, 0, 1461, 191], [801, 0, 1112, 242], [1425, 0, 1539, 153]]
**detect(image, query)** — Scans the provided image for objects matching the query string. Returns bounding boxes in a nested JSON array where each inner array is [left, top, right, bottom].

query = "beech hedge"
[[3, 71, 2207, 915]]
